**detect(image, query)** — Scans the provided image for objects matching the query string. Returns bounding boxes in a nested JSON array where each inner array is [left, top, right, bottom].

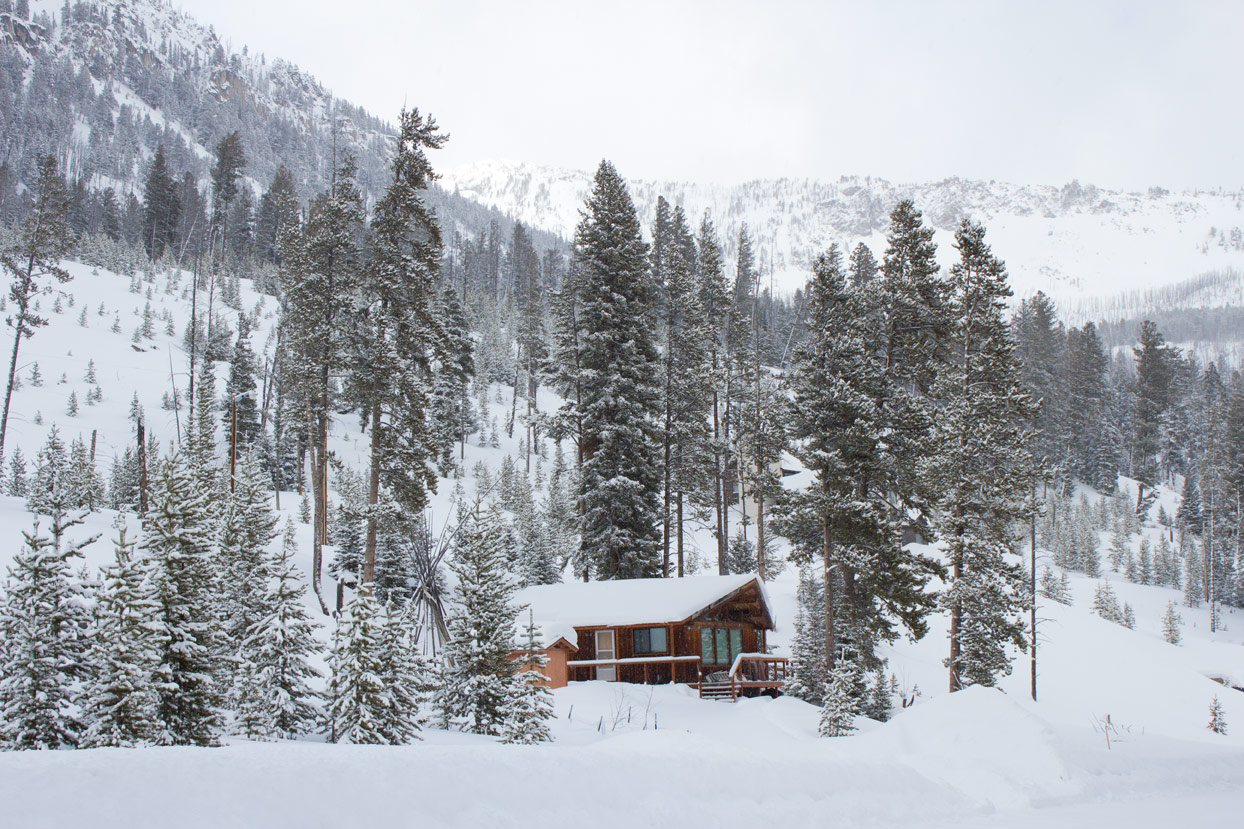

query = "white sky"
[[180, 0, 1244, 191]]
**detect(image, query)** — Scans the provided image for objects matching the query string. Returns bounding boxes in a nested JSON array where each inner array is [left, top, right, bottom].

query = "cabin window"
[[699, 626, 744, 665], [632, 627, 668, 654]]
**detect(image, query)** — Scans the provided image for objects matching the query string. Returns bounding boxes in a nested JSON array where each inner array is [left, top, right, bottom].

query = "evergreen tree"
[[570, 161, 662, 579], [847, 242, 878, 288], [656, 202, 714, 578], [784, 567, 828, 702], [235, 520, 322, 740], [0, 513, 92, 749], [1161, 600, 1182, 645], [1014, 291, 1068, 485], [933, 220, 1039, 691], [27, 424, 69, 515], [1132, 321, 1174, 510], [80, 525, 164, 747], [141, 144, 179, 259], [1, 155, 74, 457], [499, 611, 554, 744], [1092, 579, 1122, 623], [211, 131, 246, 256], [777, 242, 939, 674], [344, 109, 447, 586], [222, 314, 261, 448], [439, 503, 522, 735], [326, 588, 389, 744], [220, 453, 279, 694], [143, 451, 224, 746], [429, 286, 475, 471], [818, 661, 860, 737], [1208, 695, 1227, 735], [281, 154, 365, 610], [6, 446, 26, 496], [378, 599, 428, 743]]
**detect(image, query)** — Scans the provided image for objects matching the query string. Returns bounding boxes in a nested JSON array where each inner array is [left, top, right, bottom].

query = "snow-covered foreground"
[[2, 683, 1242, 828]]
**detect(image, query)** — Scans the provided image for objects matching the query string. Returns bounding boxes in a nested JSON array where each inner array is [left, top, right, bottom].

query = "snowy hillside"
[[1, 254, 1243, 827], [442, 159, 1244, 310]]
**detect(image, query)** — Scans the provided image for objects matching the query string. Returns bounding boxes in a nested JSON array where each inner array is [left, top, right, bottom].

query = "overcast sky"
[[180, 0, 1242, 191]]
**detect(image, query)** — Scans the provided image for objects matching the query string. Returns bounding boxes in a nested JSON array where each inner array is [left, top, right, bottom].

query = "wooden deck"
[[697, 654, 789, 701]]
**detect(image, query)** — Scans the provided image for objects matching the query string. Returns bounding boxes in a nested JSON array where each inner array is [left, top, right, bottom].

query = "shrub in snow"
[[1208, 696, 1227, 735]]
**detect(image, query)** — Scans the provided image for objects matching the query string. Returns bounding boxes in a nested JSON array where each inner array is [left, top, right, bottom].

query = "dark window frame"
[[632, 626, 669, 655]]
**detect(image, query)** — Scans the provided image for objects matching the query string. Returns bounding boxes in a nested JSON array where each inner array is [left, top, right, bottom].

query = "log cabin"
[[515, 574, 788, 700]]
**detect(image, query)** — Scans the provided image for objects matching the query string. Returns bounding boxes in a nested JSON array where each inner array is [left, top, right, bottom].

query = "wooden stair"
[[698, 681, 736, 701]]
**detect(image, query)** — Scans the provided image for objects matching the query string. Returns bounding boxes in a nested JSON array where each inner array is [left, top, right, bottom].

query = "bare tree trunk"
[[0, 321, 23, 458], [1030, 487, 1038, 702], [823, 520, 836, 673], [676, 491, 685, 577], [713, 388, 726, 574], [363, 398, 381, 587]]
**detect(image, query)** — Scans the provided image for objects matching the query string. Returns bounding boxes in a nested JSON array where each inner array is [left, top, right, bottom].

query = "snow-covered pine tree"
[[1122, 602, 1136, 630], [7, 446, 27, 496], [1162, 600, 1182, 645], [568, 161, 663, 580], [862, 667, 894, 722], [280, 154, 365, 611], [933, 220, 1040, 691], [80, 525, 165, 747], [143, 451, 225, 746], [235, 520, 322, 741], [325, 588, 389, 744], [1092, 580, 1122, 623], [1208, 695, 1227, 735], [27, 424, 69, 515], [219, 453, 279, 689], [439, 503, 523, 736], [342, 109, 445, 587], [1038, 566, 1072, 604], [378, 599, 428, 743], [66, 435, 105, 511], [429, 286, 475, 472], [776, 240, 939, 675], [0, 514, 92, 749], [818, 661, 860, 737], [784, 566, 827, 703], [500, 611, 554, 744], [654, 202, 714, 578]]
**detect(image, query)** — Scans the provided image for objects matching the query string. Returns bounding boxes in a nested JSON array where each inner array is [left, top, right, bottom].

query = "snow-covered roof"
[[515, 574, 773, 649]]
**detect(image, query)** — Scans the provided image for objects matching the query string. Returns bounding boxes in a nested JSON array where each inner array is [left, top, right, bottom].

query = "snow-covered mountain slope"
[[2, 0, 397, 201], [442, 159, 1244, 311]]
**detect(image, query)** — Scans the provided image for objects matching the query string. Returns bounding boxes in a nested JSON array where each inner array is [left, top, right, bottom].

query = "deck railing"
[[698, 653, 789, 701]]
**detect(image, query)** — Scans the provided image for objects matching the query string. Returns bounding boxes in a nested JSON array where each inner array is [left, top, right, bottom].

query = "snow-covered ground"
[[1, 259, 1243, 827]]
